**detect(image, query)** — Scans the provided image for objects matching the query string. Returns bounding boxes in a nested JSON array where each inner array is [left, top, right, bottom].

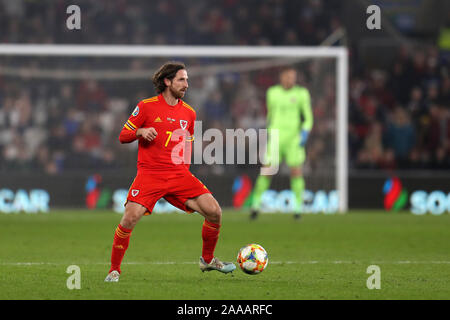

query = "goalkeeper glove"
[[300, 130, 310, 147]]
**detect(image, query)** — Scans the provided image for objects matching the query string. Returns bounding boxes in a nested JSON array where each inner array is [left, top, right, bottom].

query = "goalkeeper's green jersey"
[[266, 84, 313, 134]]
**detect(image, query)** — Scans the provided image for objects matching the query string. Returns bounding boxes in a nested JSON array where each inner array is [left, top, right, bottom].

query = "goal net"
[[0, 45, 348, 213]]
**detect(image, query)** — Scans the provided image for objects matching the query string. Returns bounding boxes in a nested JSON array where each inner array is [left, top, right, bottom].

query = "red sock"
[[109, 224, 132, 273], [202, 220, 220, 264]]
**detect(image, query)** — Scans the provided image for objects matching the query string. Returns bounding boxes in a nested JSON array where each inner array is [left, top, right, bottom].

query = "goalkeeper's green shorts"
[[263, 132, 305, 168]]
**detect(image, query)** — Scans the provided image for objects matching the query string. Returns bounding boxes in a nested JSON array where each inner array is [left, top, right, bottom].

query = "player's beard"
[[169, 86, 186, 99]]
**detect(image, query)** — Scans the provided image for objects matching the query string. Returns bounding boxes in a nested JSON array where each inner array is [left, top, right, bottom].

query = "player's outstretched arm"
[[118, 127, 157, 144], [136, 127, 157, 142], [119, 126, 138, 144]]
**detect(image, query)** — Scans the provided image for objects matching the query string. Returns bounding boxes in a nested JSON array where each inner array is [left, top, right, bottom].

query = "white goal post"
[[0, 44, 349, 212]]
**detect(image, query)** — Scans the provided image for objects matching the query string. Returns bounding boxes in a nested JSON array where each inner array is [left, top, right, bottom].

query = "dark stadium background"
[[0, 0, 449, 212]]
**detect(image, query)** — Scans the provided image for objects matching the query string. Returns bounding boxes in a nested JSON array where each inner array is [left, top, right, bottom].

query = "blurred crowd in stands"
[[350, 46, 450, 170], [0, 0, 449, 174], [0, 0, 342, 46]]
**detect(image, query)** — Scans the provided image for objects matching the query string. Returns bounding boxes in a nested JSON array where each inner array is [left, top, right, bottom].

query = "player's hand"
[[300, 130, 309, 147], [137, 127, 158, 142]]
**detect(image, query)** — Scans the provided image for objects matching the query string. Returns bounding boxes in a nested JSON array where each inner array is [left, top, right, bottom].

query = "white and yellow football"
[[236, 244, 268, 275]]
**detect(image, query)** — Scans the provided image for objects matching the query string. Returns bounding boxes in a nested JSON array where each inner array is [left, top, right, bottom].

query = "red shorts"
[[126, 169, 211, 215]]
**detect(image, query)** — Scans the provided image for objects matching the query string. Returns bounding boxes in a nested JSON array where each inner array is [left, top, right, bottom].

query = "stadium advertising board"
[[0, 189, 50, 213], [352, 174, 450, 214], [1, 173, 449, 214], [257, 189, 338, 214], [409, 190, 450, 215], [231, 175, 339, 214], [83, 173, 340, 214], [109, 188, 339, 214], [382, 177, 450, 215]]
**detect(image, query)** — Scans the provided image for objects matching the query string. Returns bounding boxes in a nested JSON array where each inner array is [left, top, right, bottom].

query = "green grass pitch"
[[0, 210, 449, 300]]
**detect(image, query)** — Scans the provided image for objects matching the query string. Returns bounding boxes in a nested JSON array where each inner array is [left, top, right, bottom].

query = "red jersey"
[[119, 94, 195, 173]]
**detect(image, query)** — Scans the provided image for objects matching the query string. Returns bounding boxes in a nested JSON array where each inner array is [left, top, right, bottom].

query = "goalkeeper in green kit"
[[251, 66, 313, 220]]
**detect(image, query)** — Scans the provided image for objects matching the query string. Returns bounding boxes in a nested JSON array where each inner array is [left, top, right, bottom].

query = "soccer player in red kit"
[[105, 62, 236, 282]]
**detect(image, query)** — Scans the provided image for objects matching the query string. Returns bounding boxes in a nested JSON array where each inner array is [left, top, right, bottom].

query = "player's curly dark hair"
[[152, 61, 186, 94]]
